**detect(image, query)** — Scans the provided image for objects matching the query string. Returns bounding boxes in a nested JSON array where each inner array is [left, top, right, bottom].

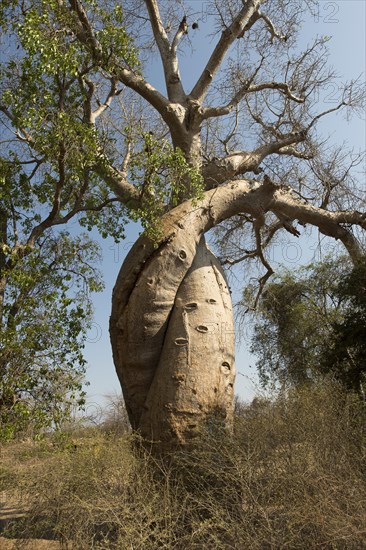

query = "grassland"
[[1, 383, 365, 549]]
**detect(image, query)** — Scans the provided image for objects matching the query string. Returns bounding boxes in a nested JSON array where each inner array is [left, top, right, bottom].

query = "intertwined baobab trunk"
[[110, 179, 276, 449], [110, 212, 235, 451]]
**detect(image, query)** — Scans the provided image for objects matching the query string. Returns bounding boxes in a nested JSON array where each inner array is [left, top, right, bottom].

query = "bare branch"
[[203, 56, 264, 119], [68, 0, 103, 59], [222, 250, 257, 266], [144, 0, 170, 55], [68, 0, 174, 124], [221, 213, 276, 311], [196, 178, 365, 265], [276, 146, 313, 160], [307, 101, 347, 131], [203, 80, 303, 120], [26, 157, 46, 181], [0, 104, 35, 145], [90, 78, 119, 123], [245, 99, 284, 137], [220, 108, 239, 155], [252, 215, 274, 308], [93, 155, 140, 207], [247, 82, 304, 103], [237, 9, 287, 42], [273, 212, 301, 237], [58, 197, 123, 224], [121, 140, 132, 175], [171, 16, 188, 55], [256, 10, 288, 42], [190, 0, 263, 102], [271, 187, 365, 262], [262, 219, 286, 247], [202, 131, 307, 187], [144, 0, 186, 102], [26, 142, 66, 247], [79, 75, 95, 123], [115, 69, 177, 127]]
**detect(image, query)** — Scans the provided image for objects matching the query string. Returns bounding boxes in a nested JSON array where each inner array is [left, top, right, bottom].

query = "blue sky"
[[82, 1, 366, 412]]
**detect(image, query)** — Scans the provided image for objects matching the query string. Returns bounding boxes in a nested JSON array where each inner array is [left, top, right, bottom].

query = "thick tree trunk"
[[110, 206, 235, 452], [138, 236, 235, 450]]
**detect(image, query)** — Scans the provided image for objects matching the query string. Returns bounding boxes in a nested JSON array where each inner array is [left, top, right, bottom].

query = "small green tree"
[[321, 260, 366, 394], [0, 0, 136, 438], [0, 159, 104, 439], [247, 256, 366, 393]]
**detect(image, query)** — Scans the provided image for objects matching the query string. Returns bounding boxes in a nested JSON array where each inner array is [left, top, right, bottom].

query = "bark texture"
[[110, 208, 235, 450], [139, 236, 235, 450]]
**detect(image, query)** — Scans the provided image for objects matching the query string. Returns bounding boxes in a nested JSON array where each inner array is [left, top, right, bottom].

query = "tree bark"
[[109, 179, 265, 446], [110, 235, 235, 451], [110, 207, 236, 452], [139, 236, 235, 451]]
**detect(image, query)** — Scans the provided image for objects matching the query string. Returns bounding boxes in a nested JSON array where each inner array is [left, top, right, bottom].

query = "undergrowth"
[[1, 383, 365, 549]]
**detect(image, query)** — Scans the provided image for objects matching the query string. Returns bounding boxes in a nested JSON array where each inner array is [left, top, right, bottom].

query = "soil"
[[0, 491, 61, 549], [0, 537, 61, 549]]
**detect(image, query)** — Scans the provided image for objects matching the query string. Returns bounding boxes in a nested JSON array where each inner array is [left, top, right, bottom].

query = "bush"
[[3, 383, 366, 549]]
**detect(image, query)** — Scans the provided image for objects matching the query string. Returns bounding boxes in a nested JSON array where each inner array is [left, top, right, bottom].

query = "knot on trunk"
[[110, 231, 235, 453]]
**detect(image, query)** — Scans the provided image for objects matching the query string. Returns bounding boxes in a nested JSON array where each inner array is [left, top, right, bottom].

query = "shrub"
[[3, 383, 366, 549]]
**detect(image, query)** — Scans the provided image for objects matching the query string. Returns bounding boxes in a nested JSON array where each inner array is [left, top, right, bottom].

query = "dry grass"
[[1, 383, 365, 549]]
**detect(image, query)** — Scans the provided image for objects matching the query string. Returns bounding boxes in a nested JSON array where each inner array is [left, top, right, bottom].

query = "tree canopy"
[[248, 256, 366, 394], [0, 155, 103, 438], [1, 1, 365, 267], [1, 0, 365, 442]]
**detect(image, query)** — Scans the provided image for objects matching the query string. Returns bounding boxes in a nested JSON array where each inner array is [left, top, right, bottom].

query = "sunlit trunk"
[[110, 212, 235, 453]]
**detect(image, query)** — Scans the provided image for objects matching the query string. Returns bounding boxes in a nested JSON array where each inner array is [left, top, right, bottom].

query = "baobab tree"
[[1, 0, 365, 450]]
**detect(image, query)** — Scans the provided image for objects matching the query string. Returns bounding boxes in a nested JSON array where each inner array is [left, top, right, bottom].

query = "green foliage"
[[0, 1, 202, 245], [93, 2, 141, 70], [0, 153, 105, 438], [129, 133, 204, 241], [0, 231, 104, 440], [321, 259, 366, 392], [2, 0, 140, 74], [248, 256, 366, 393], [0, 0, 143, 438], [0, 1, 139, 242]]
